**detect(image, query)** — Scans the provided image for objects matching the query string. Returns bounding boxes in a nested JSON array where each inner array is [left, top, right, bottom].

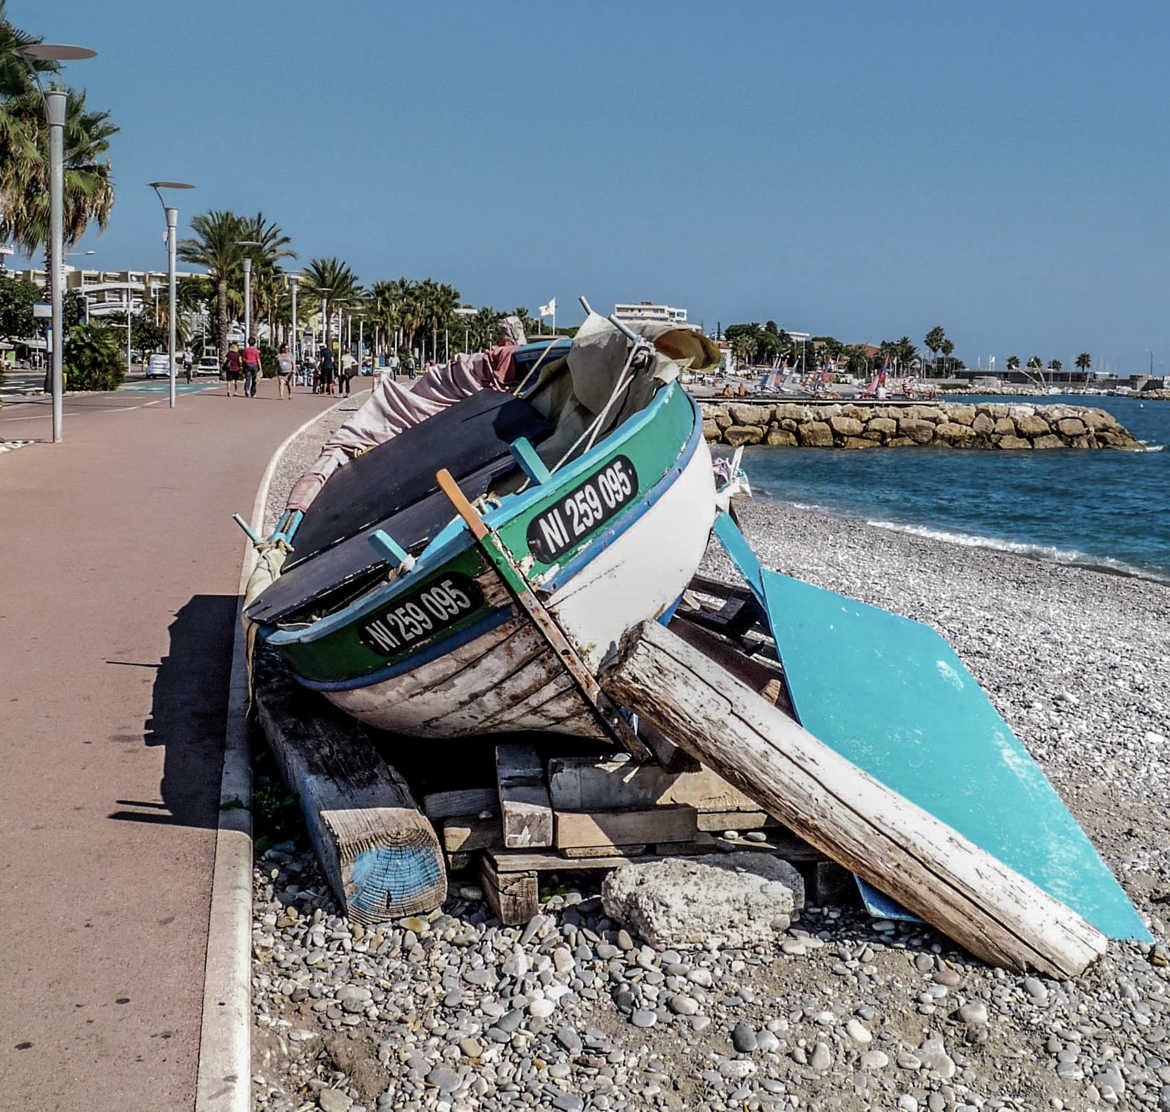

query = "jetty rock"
[[700, 399, 1141, 450], [601, 853, 805, 950]]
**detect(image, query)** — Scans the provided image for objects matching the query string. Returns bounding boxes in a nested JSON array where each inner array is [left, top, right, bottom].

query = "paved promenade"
[[0, 383, 341, 1111]]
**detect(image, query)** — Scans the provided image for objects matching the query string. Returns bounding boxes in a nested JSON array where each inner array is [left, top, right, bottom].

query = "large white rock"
[[601, 853, 804, 950]]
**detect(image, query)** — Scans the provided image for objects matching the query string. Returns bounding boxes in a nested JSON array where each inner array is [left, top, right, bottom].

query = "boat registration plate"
[[526, 454, 639, 563], [359, 575, 484, 656]]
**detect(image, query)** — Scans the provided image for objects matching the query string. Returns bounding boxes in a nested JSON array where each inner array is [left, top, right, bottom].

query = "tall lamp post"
[[315, 286, 332, 361], [17, 42, 97, 444], [286, 274, 301, 373], [234, 239, 260, 344], [148, 181, 194, 408]]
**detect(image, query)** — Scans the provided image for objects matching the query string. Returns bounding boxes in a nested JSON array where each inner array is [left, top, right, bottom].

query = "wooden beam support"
[[496, 743, 553, 849], [480, 855, 539, 925], [442, 814, 503, 854], [547, 754, 758, 813], [554, 804, 697, 849], [423, 787, 499, 821], [253, 677, 446, 924], [600, 620, 1107, 977]]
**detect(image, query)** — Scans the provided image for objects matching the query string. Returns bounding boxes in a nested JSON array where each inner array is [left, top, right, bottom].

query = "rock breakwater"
[[700, 400, 1142, 450]]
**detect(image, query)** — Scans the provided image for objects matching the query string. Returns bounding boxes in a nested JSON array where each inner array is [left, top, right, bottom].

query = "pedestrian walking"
[[243, 336, 262, 398], [182, 348, 193, 385], [224, 342, 242, 396], [318, 346, 335, 396], [276, 344, 294, 400], [340, 350, 357, 395]]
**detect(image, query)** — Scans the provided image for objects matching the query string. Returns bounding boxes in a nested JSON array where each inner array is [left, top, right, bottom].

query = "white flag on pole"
[[538, 298, 556, 318]]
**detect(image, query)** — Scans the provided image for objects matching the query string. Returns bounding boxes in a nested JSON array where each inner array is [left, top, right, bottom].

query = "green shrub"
[[63, 323, 125, 391]]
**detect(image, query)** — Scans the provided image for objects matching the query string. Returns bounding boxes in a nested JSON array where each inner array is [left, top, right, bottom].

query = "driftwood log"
[[253, 676, 446, 923], [600, 620, 1107, 977]]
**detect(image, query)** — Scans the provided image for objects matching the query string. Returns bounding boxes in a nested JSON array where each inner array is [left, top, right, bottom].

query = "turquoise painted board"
[[712, 514, 1150, 942]]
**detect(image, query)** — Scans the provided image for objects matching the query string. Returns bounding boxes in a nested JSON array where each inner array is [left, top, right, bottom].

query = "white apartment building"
[[612, 301, 698, 329], [7, 264, 207, 321]]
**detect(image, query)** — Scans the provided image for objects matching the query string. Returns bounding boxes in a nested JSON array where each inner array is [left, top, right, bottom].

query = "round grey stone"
[[668, 994, 699, 1016], [426, 1067, 461, 1094], [631, 1009, 657, 1028], [732, 1020, 758, 1053], [957, 1001, 988, 1026]]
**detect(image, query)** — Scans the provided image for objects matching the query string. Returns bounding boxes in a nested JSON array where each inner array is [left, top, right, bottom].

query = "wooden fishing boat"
[[244, 310, 721, 744]]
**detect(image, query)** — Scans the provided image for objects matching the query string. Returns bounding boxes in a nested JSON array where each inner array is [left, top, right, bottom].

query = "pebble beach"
[[252, 402, 1170, 1112]]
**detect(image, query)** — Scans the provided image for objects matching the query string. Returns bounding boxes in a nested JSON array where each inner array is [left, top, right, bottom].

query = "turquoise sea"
[[739, 395, 1170, 583]]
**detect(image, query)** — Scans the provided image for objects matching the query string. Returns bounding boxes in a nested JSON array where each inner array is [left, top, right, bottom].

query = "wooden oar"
[[435, 467, 650, 762]]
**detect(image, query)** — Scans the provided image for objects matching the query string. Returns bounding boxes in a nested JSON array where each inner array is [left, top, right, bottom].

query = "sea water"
[[739, 395, 1170, 582]]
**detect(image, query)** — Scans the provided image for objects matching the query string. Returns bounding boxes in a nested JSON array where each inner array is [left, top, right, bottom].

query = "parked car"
[[146, 354, 174, 378], [197, 353, 221, 376]]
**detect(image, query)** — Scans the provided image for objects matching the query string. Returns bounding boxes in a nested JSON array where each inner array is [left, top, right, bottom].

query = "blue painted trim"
[[288, 606, 514, 692], [540, 394, 703, 594], [658, 593, 683, 626], [508, 436, 551, 484], [368, 529, 408, 563]]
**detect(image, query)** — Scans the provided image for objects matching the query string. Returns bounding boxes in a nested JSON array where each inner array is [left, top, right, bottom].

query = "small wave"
[[864, 519, 1169, 583], [1139, 442, 1165, 452]]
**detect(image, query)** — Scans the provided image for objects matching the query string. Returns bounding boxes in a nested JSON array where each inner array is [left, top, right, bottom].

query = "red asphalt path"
[[0, 385, 341, 1112]]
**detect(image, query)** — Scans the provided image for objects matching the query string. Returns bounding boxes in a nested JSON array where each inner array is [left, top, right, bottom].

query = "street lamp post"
[[148, 182, 195, 408], [287, 274, 301, 372], [234, 240, 260, 346], [17, 43, 97, 443]]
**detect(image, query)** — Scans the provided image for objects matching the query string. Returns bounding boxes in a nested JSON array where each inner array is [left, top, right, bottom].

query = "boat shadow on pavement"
[[106, 594, 238, 830]]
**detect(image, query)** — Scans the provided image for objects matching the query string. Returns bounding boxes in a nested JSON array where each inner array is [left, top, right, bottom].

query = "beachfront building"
[[613, 301, 700, 331], [7, 264, 207, 322]]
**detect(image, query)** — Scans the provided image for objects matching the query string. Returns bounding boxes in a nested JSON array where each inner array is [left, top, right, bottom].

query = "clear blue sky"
[[17, 0, 1170, 373]]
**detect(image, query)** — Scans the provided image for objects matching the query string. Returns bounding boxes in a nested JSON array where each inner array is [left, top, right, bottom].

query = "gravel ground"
[[250, 433, 1170, 1112]]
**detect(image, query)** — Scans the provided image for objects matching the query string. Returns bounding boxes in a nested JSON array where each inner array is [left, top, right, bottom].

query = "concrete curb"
[[195, 398, 356, 1112]]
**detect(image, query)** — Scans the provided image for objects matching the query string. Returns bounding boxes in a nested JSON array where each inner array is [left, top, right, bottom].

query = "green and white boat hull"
[[263, 381, 714, 740]]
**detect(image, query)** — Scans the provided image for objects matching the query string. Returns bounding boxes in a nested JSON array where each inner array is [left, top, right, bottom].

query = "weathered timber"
[[253, 678, 446, 924], [547, 755, 758, 813], [563, 844, 648, 859], [480, 855, 539, 925], [696, 810, 777, 832], [554, 805, 698, 849], [446, 851, 471, 872], [442, 814, 503, 854], [496, 743, 553, 849], [601, 620, 1108, 977], [423, 787, 499, 821]]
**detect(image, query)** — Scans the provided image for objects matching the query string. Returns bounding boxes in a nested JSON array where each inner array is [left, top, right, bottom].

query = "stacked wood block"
[[423, 743, 839, 925]]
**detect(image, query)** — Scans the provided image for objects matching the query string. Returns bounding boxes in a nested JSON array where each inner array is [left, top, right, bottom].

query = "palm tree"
[[939, 338, 955, 375], [1026, 355, 1043, 368], [238, 212, 294, 342], [1006, 355, 1020, 370], [1075, 352, 1091, 383], [178, 210, 245, 364], [304, 257, 359, 356], [0, 84, 117, 281], [924, 325, 946, 375], [1049, 359, 1062, 372]]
